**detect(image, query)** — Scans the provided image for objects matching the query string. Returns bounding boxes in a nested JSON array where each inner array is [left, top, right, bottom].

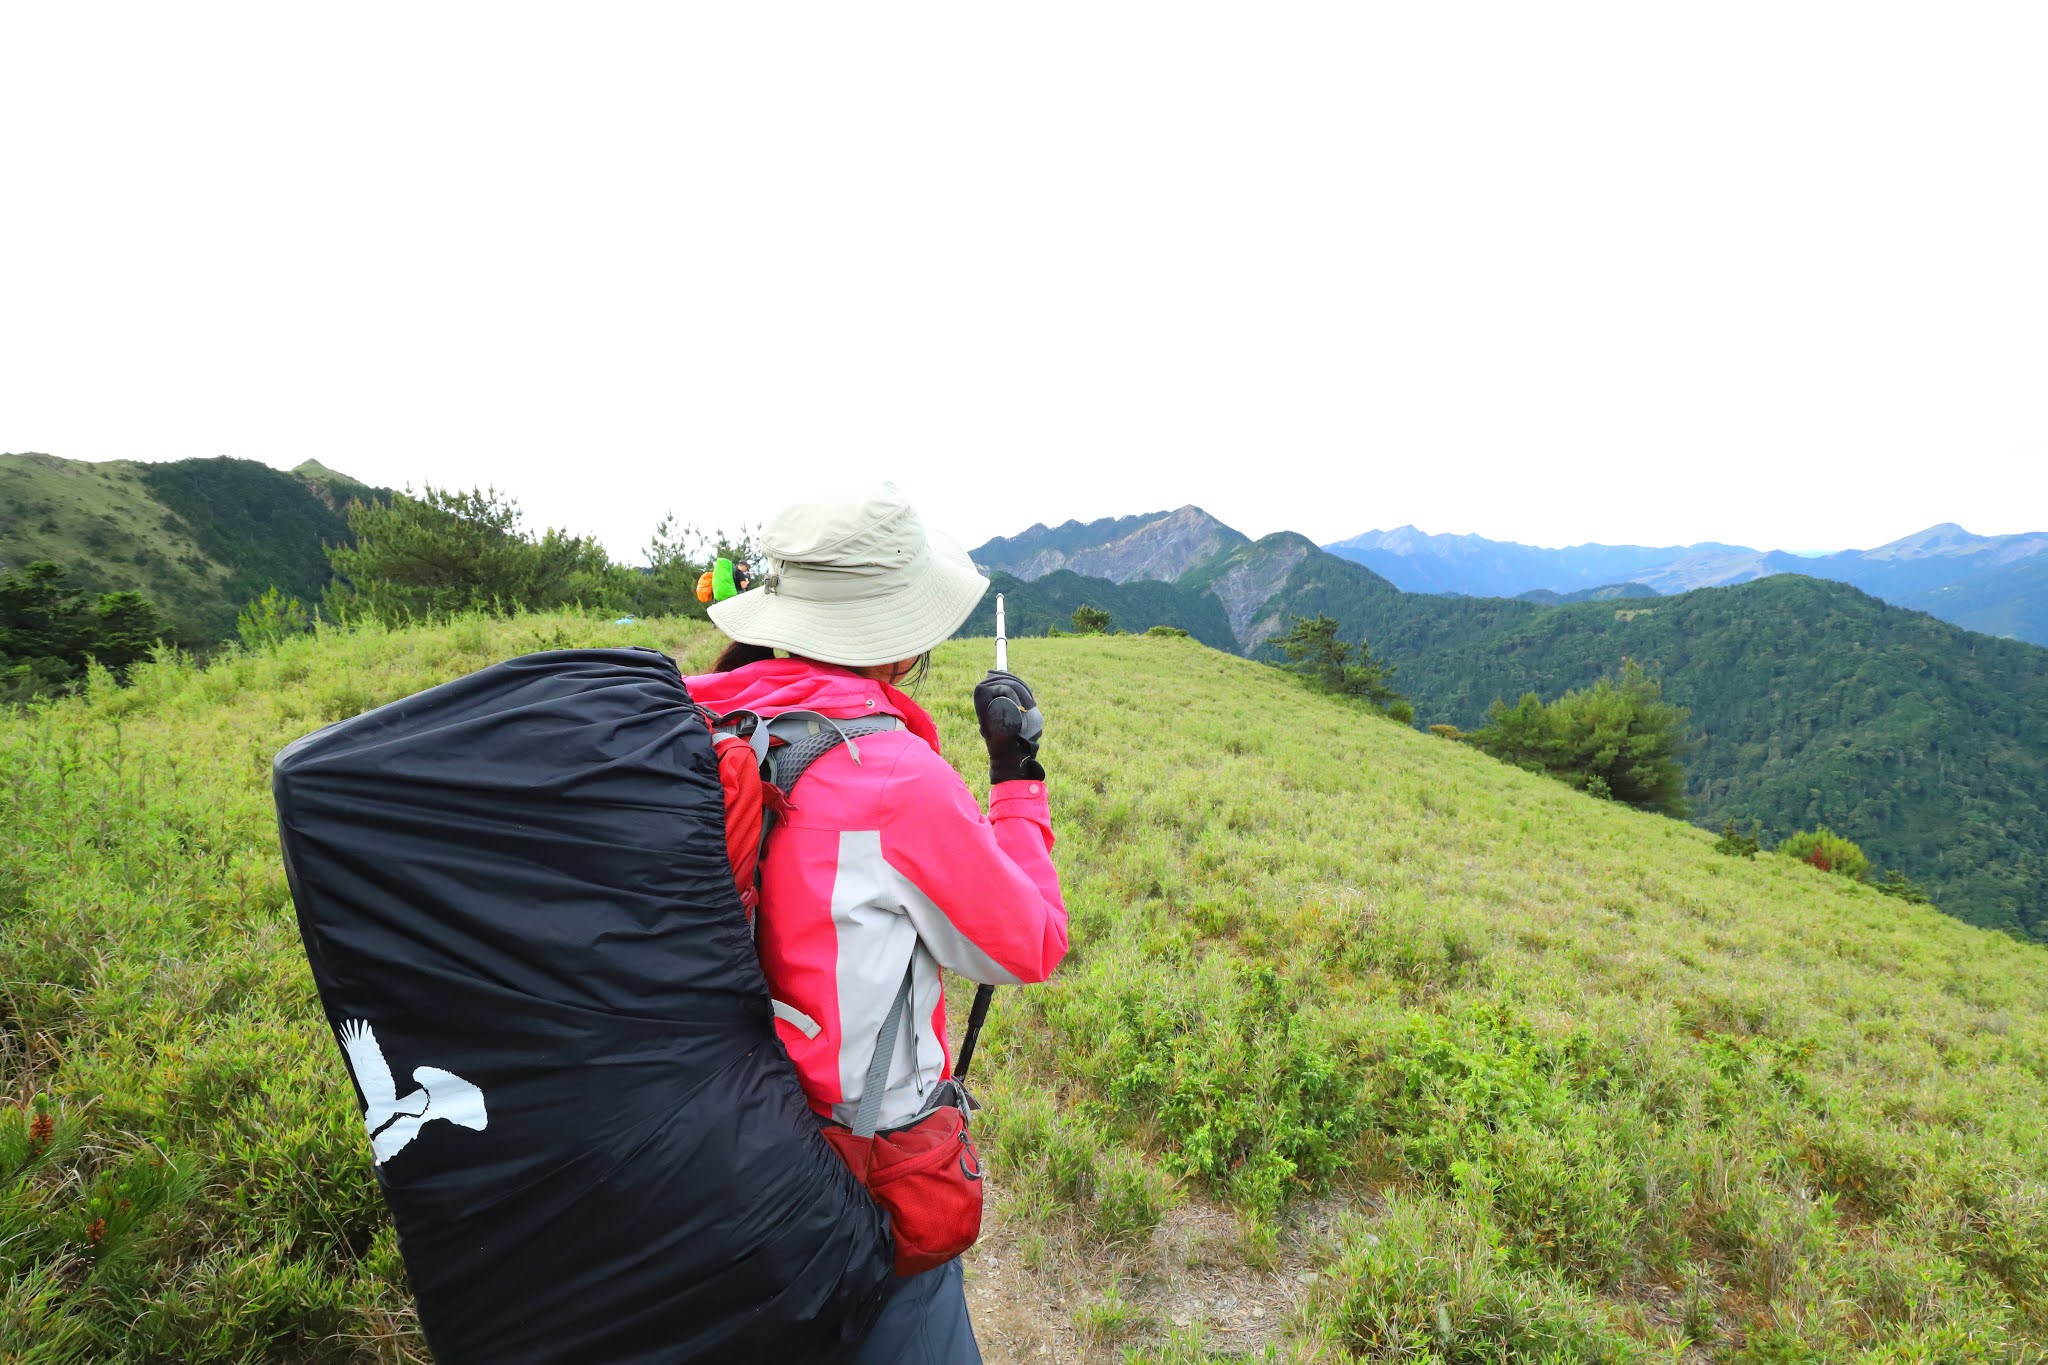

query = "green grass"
[[0, 453, 230, 617], [0, 452, 367, 645], [3, 619, 2046, 1361]]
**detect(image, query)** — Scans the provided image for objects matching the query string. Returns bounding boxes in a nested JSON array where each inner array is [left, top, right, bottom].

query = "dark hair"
[[712, 640, 777, 672], [710, 640, 929, 692]]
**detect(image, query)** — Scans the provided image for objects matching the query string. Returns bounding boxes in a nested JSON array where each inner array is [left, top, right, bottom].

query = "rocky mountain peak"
[[1057, 506, 1247, 584], [979, 505, 1249, 584]]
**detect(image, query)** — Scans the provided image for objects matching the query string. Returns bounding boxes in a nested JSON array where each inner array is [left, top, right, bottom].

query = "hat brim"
[[707, 530, 990, 667]]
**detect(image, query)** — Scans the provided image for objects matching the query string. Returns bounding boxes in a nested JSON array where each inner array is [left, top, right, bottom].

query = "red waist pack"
[[822, 967, 984, 1276]]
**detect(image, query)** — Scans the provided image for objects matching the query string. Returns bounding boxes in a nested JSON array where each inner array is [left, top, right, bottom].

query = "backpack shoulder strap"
[[759, 711, 904, 794], [709, 730, 766, 918], [706, 708, 905, 921], [709, 708, 908, 1005], [852, 962, 917, 1141]]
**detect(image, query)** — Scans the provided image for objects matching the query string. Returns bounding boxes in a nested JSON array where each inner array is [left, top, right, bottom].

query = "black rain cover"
[[273, 648, 892, 1364]]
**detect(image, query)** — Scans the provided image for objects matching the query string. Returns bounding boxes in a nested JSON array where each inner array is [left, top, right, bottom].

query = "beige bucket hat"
[[707, 483, 989, 667]]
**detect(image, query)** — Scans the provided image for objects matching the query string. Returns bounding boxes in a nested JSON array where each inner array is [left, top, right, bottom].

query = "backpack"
[[273, 648, 895, 1365], [694, 558, 743, 606]]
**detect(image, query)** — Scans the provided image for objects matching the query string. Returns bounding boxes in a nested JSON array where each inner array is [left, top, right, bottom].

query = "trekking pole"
[[955, 595, 1006, 1083], [954, 981, 995, 1081]]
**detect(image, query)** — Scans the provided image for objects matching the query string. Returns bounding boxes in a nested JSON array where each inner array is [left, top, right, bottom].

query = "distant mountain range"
[[0, 452, 386, 643], [971, 507, 2048, 939], [1323, 523, 2048, 646]]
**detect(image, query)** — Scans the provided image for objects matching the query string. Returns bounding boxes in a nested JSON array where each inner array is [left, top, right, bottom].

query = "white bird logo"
[[337, 1019, 489, 1165]]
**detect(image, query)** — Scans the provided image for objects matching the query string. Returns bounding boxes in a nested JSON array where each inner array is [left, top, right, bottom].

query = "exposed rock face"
[[989, 506, 1248, 584], [1016, 547, 1070, 579], [972, 511, 1171, 578], [1064, 506, 1247, 584], [1209, 541, 1309, 649]]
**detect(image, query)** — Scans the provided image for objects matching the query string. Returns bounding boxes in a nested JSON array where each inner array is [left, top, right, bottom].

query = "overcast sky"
[[4, 5, 2043, 562]]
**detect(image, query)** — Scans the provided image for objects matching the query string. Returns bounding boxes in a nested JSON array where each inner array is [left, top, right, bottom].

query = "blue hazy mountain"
[[1324, 523, 2048, 645], [1897, 551, 2048, 645], [1321, 526, 1754, 598]]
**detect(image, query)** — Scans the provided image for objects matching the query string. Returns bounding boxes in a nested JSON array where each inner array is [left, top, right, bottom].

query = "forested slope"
[[1299, 571, 2048, 938], [963, 530, 2048, 938], [1901, 554, 2048, 645], [961, 569, 1238, 651]]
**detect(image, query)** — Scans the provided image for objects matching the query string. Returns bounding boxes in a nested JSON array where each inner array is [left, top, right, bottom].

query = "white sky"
[[4, 5, 2044, 563]]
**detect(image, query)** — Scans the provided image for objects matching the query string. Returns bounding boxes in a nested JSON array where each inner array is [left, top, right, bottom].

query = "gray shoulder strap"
[[852, 962, 917, 1140], [742, 709, 913, 1108], [762, 712, 904, 792]]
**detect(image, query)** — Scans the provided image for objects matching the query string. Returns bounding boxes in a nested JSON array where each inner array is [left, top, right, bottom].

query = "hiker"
[[685, 483, 1068, 1364], [696, 555, 741, 604], [695, 555, 754, 604]]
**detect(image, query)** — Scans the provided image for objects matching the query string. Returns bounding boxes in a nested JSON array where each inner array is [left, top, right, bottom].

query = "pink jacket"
[[684, 658, 1068, 1128]]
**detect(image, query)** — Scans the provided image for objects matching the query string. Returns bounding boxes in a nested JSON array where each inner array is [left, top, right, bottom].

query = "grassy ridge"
[[2, 621, 2045, 1361], [980, 634, 2048, 1359], [0, 454, 229, 622], [1265, 557, 2048, 939], [0, 453, 377, 645], [962, 534, 2048, 938]]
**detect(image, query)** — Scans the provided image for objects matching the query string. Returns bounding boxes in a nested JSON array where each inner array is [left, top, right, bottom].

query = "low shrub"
[[1316, 1193, 1641, 1361], [1872, 868, 1936, 904], [1778, 827, 1871, 882], [1714, 818, 1762, 859], [235, 588, 312, 653], [1091, 1148, 1179, 1245]]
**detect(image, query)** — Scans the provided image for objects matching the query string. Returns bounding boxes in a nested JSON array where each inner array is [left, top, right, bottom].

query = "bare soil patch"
[[963, 1192, 1355, 1362]]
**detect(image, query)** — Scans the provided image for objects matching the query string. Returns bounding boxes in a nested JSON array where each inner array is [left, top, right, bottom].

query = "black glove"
[[974, 670, 1045, 784]]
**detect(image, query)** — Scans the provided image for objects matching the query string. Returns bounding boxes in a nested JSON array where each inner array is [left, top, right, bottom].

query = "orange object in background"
[[696, 570, 716, 604]]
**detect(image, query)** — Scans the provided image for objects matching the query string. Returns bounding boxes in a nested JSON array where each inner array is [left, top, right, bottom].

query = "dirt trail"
[[961, 1194, 1346, 1362]]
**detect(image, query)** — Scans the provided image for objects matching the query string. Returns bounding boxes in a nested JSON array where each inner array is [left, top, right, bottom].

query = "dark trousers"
[[837, 1259, 981, 1365]]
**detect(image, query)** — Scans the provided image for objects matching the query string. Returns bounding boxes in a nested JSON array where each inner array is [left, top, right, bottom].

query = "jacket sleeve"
[[876, 747, 1068, 985]]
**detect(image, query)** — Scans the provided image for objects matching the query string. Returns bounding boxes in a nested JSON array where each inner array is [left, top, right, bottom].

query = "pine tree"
[[1275, 614, 1350, 691], [1071, 604, 1111, 634], [1464, 660, 1692, 816], [1274, 614, 1411, 720], [1713, 818, 1762, 859], [326, 487, 628, 623]]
